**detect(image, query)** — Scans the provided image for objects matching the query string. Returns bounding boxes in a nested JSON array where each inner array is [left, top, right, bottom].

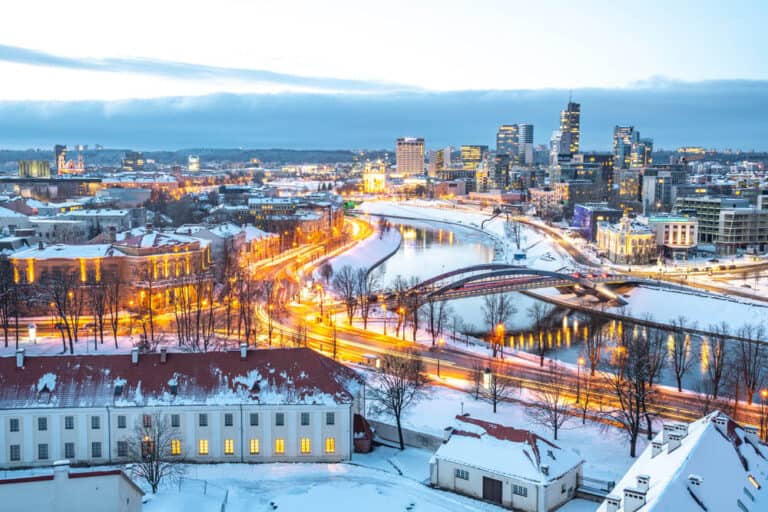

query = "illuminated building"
[[549, 130, 563, 166], [395, 137, 424, 176], [18, 160, 51, 178], [630, 137, 653, 168], [54, 144, 67, 174], [641, 166, 687, 214], [613, 126, 637, 169], [461, 145, 487, 171], [362, 160, 387, 193], [572, 203, 623, 241], [121, 151, 145, 172], [673, 196, 747, 244], [596, 217, 656, 264], [188, 155, 201, 172], [647, 214, 698, 259], [559, 101, 580, 156], [518, 123, 534, 165], [496, 125, 519, 158]]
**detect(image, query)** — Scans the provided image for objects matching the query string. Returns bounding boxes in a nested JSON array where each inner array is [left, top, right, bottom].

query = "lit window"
[[171, 439, 181, 456], [250, 439, 260, 455], [224, 439, 234, 455], [325, 437, 335, 454], [198, 439, 209, 455], [274, 438, 285, 454], [300, 438, 311, 454]]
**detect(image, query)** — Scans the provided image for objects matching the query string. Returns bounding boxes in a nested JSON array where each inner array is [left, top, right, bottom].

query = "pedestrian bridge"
[[390, 264, 637, 303]]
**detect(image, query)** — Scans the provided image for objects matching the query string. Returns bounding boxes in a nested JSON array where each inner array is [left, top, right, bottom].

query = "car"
[[719, 265, 727, 271], [729, 265, 737, 270], [742, 284, 752, 288], [708, 258, 720, 263]]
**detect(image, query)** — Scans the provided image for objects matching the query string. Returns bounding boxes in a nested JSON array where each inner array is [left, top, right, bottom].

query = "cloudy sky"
[[1, 0, 767, 149]]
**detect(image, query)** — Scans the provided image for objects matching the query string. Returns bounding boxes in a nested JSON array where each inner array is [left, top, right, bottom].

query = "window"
[[171, 414, 180, 428], [64, 416, 74, 430], [171, 439, 181, 456], [38, 417, 47, 431], [301, 412, 310, 426], [65, 442, 75, 459], [224, 413, 234, 427], [249, 439, 260, 455], [300, 438, 311, 454], [91, 416, 100, 430], [513, 485, 528, 497], [274, 438, 285, 454], [275, 413, 284, 426], [9, 418, 19, 432], [455, 469, 469, 480], [143, 415, 152, 428], [117, 415, 127, 429], [325, 412, 335, 426], [199, 414, 208, 427], [325, 437, 335, 454], [38, 443, 49, 460], [250, 413, 259, 426], [92, 442, 102, 458], [117, 441, 128, 457], [10, 444, 20, 461], [198, 439, 209, 455], [224, 439, 234, 455]]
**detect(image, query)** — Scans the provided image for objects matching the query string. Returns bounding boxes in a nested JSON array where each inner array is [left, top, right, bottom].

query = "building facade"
[[596, 218, 657, 265], [559, 101, 580, 157], [395, 137, 425, 176], [647, 215, 698, 259]]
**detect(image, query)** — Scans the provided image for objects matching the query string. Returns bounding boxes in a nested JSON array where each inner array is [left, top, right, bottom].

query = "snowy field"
[[319, 227, 401, 277]]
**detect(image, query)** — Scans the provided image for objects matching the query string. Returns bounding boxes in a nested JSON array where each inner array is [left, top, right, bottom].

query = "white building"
[[0, 347, 362, 469], [598, 411, 768, 512], [430, 415, 583, 511], [0, 460, 143, 512], [646, 214, 698, 260]]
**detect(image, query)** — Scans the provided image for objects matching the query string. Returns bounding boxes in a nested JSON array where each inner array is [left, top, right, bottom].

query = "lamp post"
[[761, 389, 768, 441], [128, 300, 135, 336], [495, 323, 505, 359], [577, 357, 585, 403]]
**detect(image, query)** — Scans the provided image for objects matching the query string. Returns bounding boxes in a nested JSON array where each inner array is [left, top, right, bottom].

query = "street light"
[[577, 357, 585, 403], [761, 389, 768, 441], [495, 323, 505, 358], [398, 307, 406, 341]]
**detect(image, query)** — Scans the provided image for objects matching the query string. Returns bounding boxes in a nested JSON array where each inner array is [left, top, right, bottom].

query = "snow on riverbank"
[[319, 227, 402, 278]]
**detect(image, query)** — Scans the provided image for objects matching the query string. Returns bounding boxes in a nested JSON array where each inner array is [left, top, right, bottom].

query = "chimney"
[[636, 474, 650, 493], [623, 488, 646, 512], [131, 347, 139, 365], [651, 441, 663, 458], [53, 460, 70, 480], [240, 343, 247, 360], [160, 347, 167, 364], [541, 464, 550, 477], [713, 415, 728, 427], [38, 239, 44, 250], [688, 474, 703, 486], [674, 423, 689, 438], [605, 495, 621, 512], [443, 426, 453, 443], [15, 348, 25, 368], [667, 432, 683, 453], [662, 423, 677, 443]]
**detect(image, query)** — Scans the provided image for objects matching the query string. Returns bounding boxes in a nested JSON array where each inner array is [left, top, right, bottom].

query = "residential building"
[[121, 151, 145, 172], [461, 145, 488, 171], [0, 348, 361, 469], [529, 186, 565, 221], [0, 460, 143, 512], [613, 126, 637, 169], [496, 125, 519, 158], [630, 138, 653, 168], [673, 196, 749, 244], [596, 218, 656, 265], [432, 180, 466, 199], [18, 160, 51, 179], [395, 137, 425, 176], [431, 415, 583, 511], [572, 203, 623, 241], [716, 207, 768, 255], [646, 215, 698, 260], [641, 166, 688, 214], [559, 101, 580, 157], [597, 412, 767, 512]]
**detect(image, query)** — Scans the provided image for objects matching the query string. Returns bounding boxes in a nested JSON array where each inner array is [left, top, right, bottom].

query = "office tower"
[[518, 123, 534, 165], [122, 151, 145, 172], [429, 147, 452, 177], [461, 145, 488, 171], [518, 123, 534, 145], [631, 138, 654, 168], [496, 125, 519, 157], [395, 137, 425, 176], [493, 153, 511, 189], [559, 101, 581, 156], [613, 126, 637, 169], [188, 155, 201, 172], [550, 131, 563, 166], [18, 160, 51, 178], [54, 144, 67, 173]]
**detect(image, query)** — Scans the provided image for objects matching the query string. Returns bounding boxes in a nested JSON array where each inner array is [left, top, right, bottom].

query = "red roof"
[[454, 415, 559, 465], [0, 348, 360, 409]]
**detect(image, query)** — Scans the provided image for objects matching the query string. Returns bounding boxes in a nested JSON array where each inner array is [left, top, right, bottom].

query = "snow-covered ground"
[[318, 227, 402, 278]]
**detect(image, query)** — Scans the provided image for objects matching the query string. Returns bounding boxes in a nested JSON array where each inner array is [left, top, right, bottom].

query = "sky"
[[1, 0, 767, 150]]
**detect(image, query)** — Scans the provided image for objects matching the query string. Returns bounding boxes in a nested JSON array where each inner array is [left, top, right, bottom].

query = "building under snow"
[[598, 411, 767, 512], [0, 347, 363, 469], [430, 415, 583, 511]]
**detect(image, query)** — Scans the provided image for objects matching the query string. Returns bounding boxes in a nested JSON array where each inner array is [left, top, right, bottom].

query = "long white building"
[[0, 347, 363, 468]]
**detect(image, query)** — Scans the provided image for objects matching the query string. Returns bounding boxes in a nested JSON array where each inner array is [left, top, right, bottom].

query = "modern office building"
[[496, 125, 519, 157], [641, 166, 688, 214], [630, 138, 654, 168], [395, 137, 425, 176], [572, 203, 623, 241], [673, 196, 750, 244], [716, 208, 768, 255], [517, 124, 534, 165], [121, 151, 145, 172], [559, 101, 580, 157], [461, 145, 488, 171], [612, 126, 637, 169], [18, 160, 51, 179]]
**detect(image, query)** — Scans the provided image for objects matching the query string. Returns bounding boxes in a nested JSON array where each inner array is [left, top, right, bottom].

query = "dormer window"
[[114, 384, 124, 397], [38, 386, 51, 403]]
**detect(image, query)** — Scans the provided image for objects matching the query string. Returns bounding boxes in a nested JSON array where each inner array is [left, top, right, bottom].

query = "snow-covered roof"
[[0, 348, 360, 408], [114, 230, 209, 250], [0, 206, 27, 218], [597, 411, 768, 511], [12, 243, 115, 260], [243, 225, 275, 242], [435, 415, 583, 484]]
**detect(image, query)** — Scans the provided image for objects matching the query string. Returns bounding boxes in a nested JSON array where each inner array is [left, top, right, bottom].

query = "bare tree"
[[369, 351, 428, 450], [405, 276, 426, 342], [391, 275, 410, 338], [43, 270, 87, 354], [319, 262, 334, 285], [526, 361, 573, 439], [104, 269, 122, 349], [527, 301, 553, 366], [258, 280, 277, 345], [736, 323, 766, 405], [356, 268, 381, 330], [90, 277, 108, 350], [236, 270, 259, 346], [584, 314, 607, 376], [481, 362, 516, 413], [332, 265, 358, 325], [126, 412, 185, 494], [0, 255, 20, 349], [706, 322, 731, 400], [422, 295, 452, 346], [669, 316, 694, 392], [469, 361, 484, 400], [173, 274, 216, 352], [482, 293, 516, 357]]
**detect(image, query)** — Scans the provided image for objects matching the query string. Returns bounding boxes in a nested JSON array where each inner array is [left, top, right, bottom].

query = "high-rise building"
[[188, 155, 201, 172], [18, 160, 51, 178], [496, 125, 519, 157], [429, 147, 453, 177], [630, 138, 654, 168], [461, 145, 487, 171], [518, 124, 534, 145], [54, 144, 67, 174], [549, 131, 563, 166], [559, 101, 581, 156], [612, 126, 637, 169], [122, 151, 145, 172], [395, 137, 425, 176]]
